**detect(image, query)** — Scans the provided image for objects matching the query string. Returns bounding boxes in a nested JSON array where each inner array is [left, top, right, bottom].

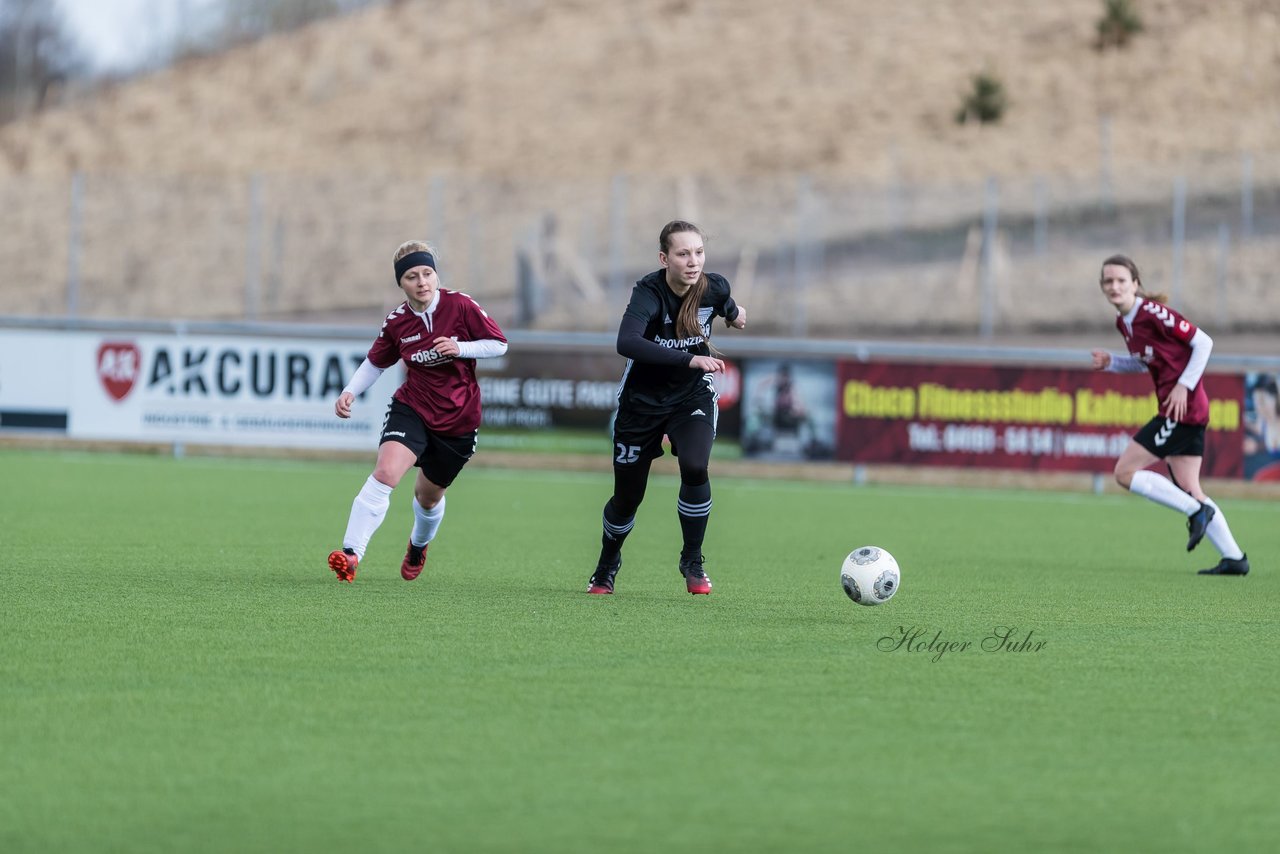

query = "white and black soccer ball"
[[840, 546, 900, 606]]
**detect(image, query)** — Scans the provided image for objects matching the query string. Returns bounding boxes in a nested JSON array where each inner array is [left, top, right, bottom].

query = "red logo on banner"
[[97, 341, 141, 402], [711, 360, 741, 410]]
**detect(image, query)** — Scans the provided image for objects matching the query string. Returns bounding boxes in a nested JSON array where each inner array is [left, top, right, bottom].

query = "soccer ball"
[[840, 546, 900, 606]]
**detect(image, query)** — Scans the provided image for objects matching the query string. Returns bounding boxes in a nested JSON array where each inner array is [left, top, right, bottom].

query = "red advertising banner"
[[836, 363, 1244, 477]]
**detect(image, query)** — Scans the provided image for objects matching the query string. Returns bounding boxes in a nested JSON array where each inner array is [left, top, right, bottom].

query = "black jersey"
[[615, 269, 739, 411]]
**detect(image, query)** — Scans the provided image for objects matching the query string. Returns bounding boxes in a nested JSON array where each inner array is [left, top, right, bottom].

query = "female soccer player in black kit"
[[587, 220, 748, 595]]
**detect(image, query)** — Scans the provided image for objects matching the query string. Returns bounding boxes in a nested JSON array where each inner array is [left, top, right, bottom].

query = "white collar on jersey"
[[409, 290, 441, 320], [1120, 296, 1143, 332]]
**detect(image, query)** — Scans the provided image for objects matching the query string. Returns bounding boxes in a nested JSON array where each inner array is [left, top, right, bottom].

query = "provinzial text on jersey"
[[653, 334, 706, 349]]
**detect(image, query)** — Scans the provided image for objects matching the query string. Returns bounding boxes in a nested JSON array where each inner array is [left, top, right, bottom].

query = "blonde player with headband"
[[328, 241, 507, 583]]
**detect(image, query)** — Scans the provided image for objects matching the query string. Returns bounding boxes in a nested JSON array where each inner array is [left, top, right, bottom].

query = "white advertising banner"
[[0, 328, 71, 414], [1, 327, 399, 450]]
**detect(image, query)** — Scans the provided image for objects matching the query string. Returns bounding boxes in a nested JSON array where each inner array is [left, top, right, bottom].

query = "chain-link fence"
[[4, 150, 1279, 338]]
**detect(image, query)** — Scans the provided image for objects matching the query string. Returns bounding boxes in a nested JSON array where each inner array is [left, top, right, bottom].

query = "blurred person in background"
[[587, 220, 748, 596], [328, 241, 507, 583], [1243, 373, 1280, 481], [1090, 254, 1250, 576], [743, 360, 827, 459], [1244, 373, 1280, 454]]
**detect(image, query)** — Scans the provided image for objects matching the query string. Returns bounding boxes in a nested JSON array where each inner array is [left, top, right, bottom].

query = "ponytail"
[[675, 274, 709, 342]]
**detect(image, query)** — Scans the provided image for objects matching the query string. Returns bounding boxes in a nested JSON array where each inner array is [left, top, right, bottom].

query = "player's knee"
[[611, 494, 643, 517], [1113, 465, 1134, 489], [679, 464, 709, 486], [610, 481, 647, 516]]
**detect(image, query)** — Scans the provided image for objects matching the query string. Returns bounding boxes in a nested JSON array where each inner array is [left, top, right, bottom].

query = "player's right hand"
[[335, 391, 355, 419], [1090, 349, 1111, 371], [690, 355, 726, 373]]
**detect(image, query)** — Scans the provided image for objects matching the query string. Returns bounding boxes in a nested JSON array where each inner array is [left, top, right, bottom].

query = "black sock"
[[677, 481, 712, 558], [600, 499, 635, 560]]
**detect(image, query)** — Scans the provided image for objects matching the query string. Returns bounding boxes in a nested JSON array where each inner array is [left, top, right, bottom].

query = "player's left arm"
[[724, 297, 747, 329], [439, 337, 508, 359], [711, 274, 746, 329], [441, 293, 509, 359], [1164, 328, 1214, 420]]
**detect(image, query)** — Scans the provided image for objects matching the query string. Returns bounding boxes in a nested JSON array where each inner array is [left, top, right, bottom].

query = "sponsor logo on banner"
[[835, 362, 1244, 478], [97, 341, 142, 402], [98, 340, 365, 401], [711, 361, 741, 409], [76, 333, 395, 450]]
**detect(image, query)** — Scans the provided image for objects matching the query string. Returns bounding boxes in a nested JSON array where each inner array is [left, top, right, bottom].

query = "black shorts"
[[380, 400, 477, 487], [1133, 415, 1206, 459], [612, 392, 717, 466]]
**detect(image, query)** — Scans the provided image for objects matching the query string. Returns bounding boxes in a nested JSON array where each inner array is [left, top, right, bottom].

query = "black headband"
[[395, 251, 437, 284]]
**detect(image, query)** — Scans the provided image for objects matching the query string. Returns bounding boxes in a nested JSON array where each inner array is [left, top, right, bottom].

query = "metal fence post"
[[245, 173, 263, 320], [806, 189, 825, 338], [66, 172, 84, 317], [980, 176, 999, 339], [1033, 175, 1048, 259], [607, 174, 628, 304], [793, 174, 814, 337], [1215, 222, 1230, 328], [468, 210, 483, 295], [1171, 175, 1186, 306], [1033, 175, 1048, 287], [1099, 115, 1114, 211], [267, 215, 285, 314], [889, 152, 905, 236], [1241, 152, 1254, 240], [429, 174, 447, 243]]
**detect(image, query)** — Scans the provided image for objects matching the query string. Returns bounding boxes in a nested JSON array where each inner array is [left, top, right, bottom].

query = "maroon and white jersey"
[[368, 290, 507, 435], [1115, 298, 1209, 425]]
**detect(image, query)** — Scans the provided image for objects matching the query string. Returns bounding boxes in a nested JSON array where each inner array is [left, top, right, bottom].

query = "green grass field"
[[3, 448, 1277, 853]]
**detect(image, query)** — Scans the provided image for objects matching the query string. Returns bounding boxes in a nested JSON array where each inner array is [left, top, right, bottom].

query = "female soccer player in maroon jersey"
[[1090, 254, 1249, 576], [327, 241, 508, 583]]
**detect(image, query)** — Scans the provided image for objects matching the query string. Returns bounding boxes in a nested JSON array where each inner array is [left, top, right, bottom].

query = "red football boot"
[[328, 549, 358, 583], [401, 541, 428, 581], [587, 554, 621, 594], [679, 553, 712, 595]]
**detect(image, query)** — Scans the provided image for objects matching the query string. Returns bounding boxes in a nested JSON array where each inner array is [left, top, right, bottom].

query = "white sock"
[[1128, 470, 1200, 515], [411, 496, 446, 548], [1202, 498, 1245, 560], [342, 475, 394, 558]]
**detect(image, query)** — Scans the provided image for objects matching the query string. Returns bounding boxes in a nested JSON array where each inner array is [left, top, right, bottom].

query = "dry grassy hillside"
[[2, 0, 1278, 182], [2, 0, 1279, 334]]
